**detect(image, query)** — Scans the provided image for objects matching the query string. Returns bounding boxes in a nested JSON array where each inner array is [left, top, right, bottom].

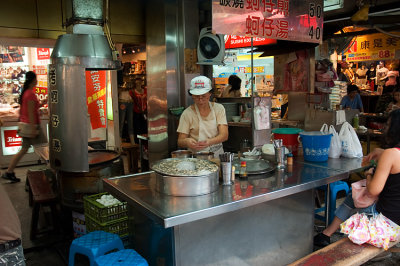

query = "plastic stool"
[[68, 231, 124, 266], [95, 249, 148, 266], [315, 181, 351, 224]]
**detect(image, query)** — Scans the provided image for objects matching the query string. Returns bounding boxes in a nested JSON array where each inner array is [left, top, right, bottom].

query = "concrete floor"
[[2, 160, 400, 266]]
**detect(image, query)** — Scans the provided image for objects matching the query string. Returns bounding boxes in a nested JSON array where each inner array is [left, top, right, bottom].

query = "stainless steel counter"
[[104, 157, 364, 266], [104, 160, 351, 228], [298, 157, 364, 174]]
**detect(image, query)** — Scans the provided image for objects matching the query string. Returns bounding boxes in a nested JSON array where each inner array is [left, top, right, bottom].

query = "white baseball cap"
[[189, 76, 212, 95]]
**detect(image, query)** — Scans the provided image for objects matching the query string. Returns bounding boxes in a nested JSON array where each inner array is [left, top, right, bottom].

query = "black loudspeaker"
[[197, 27, 225, 65]]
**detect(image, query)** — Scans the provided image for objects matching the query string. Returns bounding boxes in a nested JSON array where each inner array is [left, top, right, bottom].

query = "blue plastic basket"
[[299, 131, 332, 162]]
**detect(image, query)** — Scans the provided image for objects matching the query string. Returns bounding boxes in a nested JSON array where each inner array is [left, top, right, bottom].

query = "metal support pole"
[[325, 183, 330, 227]]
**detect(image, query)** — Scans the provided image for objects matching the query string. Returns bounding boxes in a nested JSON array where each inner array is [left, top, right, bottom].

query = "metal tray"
[[233, 158, 275, 175]]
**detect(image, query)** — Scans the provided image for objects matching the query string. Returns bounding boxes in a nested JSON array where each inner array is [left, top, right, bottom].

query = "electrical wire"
[[373, 26, 400, 37]]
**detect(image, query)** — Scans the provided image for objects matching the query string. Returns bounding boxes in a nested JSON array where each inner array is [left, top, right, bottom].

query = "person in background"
[[340, 84, 364, 112], [366, 63, 376, 91], [375, 85, 397, 114], [118, 85, 135, 145], [314, 109, 400, 248], [177, 76, 228, 157], [129, 78, 147, 144], [337, 62, 352, 84], [2, 72, 44, 182], [220, 75, 241, 97], [386, 88, 400, 113], [0, 182, 25, 265], [384, 63, 399, 87]]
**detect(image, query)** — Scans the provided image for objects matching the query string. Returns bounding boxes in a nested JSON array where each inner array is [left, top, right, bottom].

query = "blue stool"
[[68, 231, 124, 266], [95, 249, 148, 266], [315, 181, 351, 224]]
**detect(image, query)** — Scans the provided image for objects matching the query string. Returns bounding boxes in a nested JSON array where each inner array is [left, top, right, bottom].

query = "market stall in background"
[[342, 32, 400, 113], [0, 45, 50, 167]]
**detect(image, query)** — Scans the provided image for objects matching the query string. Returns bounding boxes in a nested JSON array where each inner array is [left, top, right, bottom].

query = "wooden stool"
[[121, 143, 139, 173], [27, 170, 60, 240]]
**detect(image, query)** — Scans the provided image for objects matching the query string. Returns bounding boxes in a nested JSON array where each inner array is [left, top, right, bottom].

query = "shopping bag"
[[17, 122, 39, 138], [339, 122, 363, 158], [352, 179, 378, 208], [348, 213, 370, 245], [380, 214, 400, 242], [341, 213, 400, 249], [340, 212, 361, 234], [320, 124, 342, 158]]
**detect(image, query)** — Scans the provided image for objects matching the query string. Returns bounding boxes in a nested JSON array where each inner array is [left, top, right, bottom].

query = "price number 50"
[[308, 3, 322, 40]]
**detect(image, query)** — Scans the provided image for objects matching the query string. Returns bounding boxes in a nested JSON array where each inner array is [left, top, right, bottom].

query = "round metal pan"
[[233, 158, 275, 175]]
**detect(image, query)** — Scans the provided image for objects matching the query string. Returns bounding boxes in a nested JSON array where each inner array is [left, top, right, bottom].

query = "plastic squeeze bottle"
[[353, 114, 359, 129], [239, 161, 247, 178]]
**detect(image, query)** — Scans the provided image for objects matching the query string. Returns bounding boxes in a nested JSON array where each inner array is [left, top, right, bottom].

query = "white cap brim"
[[189, 88, 211, 95]]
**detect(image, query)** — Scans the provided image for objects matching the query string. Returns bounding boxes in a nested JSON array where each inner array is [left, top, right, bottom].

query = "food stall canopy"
[[213, 0, 324, 44]]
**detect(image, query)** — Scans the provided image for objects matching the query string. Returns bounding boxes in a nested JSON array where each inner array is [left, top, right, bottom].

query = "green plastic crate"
[[85, 214, 129, 237], [83, 192, 127, 224]]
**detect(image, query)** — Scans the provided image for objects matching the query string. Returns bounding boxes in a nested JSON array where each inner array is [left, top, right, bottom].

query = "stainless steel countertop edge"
[[103, 170, 349, 228]]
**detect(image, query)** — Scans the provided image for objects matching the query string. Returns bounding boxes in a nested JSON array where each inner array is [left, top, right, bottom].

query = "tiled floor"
[[2, 160, 400, 265]]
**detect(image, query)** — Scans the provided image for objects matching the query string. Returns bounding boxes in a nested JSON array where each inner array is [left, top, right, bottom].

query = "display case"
[[0, 115, 49, 168]]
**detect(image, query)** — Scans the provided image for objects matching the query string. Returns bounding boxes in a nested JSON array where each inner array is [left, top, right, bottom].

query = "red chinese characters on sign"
[[246, 16, 289, 39], [4, 130, 22, 147], [37, 48, 50, 60], [213, 0, 323, 43], [85, 71, 107, 129]]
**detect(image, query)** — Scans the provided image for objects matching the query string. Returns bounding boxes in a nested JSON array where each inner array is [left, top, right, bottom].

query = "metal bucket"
[[155, 172, 219, 196], [171, 150, 192, 158], [58, 150, 124, 211], [193, 151, 214, 160], [153, 158, 219, 196]]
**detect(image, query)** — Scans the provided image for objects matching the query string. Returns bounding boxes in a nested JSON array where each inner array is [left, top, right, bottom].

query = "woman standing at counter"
[[177, 76, 228, 157]]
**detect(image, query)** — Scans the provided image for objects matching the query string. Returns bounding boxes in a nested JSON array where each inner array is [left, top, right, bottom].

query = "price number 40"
[[308, 3, 322, 40]]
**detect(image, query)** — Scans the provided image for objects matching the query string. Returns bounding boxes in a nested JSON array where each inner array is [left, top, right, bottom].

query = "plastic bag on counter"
[[320, 124, 342, 158], [339, 122, 363, 158]]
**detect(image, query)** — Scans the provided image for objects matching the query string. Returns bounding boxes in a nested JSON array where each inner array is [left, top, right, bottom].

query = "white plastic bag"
[[339, 122, 363, 158], [320, 124, 342, 158]]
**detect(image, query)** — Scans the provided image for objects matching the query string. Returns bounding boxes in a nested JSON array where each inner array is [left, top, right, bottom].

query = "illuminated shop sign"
[[213, 0, 324, 43], [1, 126, 34, 156]]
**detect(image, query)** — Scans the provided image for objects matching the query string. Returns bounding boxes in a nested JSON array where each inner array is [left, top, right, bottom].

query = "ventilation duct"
[[49, 0, 120, 172]]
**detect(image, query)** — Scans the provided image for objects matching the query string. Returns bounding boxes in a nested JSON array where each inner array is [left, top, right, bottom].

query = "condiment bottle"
[[353, 114, 359, 129], [287, 153, 293, 166], [239, 161, 247, 178]]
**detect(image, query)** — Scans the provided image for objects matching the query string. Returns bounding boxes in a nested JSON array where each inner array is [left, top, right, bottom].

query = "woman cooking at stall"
[[177, 76, 228, 157]]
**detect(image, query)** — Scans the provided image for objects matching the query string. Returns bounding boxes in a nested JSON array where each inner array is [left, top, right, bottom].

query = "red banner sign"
[[4, 130, 22, 147], [85, 71, 107, 129], [37, 48, 50, 60], [225, 35, 276, 49]]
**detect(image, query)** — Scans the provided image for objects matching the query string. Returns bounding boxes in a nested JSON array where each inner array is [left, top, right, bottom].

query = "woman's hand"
[[364, 167, 374, 185], [185, 138, 199, 150], [363, 148, 384, 164], [195, 140, 209, 150]]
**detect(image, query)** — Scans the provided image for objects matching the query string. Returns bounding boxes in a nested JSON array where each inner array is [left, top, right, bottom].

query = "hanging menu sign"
[[213, 0, 323, 44]]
